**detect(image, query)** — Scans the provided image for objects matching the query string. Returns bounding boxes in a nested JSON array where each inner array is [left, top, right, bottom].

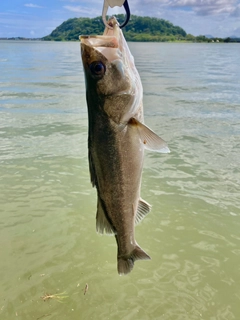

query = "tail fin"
[[117, 246, 151, 275]]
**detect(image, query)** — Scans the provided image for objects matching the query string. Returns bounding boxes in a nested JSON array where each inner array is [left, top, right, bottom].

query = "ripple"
[[1, 41, 240, 320]]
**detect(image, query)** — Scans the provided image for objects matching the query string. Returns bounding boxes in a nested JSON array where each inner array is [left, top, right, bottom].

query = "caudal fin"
[[117, 246, 151, 275]]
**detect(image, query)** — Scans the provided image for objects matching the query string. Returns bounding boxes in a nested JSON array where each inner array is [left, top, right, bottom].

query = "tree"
[[42, 15, 188, 42]]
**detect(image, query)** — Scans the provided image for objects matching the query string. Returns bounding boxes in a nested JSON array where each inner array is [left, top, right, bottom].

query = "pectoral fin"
[[129, 118, 170, 153]]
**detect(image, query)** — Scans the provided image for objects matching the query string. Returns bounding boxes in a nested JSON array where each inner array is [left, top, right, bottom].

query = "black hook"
[[102, 0, 131, 29], [119, 0, 130, 29]]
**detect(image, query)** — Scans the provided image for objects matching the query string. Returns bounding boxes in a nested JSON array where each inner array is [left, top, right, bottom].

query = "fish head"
[[80, 17, 143, 124]]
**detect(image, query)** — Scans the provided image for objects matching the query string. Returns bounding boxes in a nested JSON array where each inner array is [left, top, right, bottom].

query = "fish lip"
[[80, 17, 120, 49], [106, 16, 119, 29], [80, 35, 119, 49]]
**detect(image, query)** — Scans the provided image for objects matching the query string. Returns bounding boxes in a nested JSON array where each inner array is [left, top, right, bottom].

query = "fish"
[[80, 16, 170, 275]]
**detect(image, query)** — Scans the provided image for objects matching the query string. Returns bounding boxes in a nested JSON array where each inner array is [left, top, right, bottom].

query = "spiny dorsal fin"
[[135, 198, 152, 225], [96, 198, 115, 235], [129, 118, 170, 153]]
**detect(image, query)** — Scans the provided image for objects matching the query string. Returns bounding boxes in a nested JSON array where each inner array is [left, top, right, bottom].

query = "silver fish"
[[80, 17, 170, 275]]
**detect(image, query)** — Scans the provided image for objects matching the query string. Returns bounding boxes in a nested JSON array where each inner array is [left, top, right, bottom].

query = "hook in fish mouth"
[[119, 0, 130, 28], [80, 17, 123, 63], [107, 17, 117, 29], [102, 0, 131, 29], [80, 17, 120, 47], [106, 16, 119, 29]]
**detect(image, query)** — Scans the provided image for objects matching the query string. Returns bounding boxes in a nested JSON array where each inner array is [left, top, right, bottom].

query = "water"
[[0, 40, 240, 319]]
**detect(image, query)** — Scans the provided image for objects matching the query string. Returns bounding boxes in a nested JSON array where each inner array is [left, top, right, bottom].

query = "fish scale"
[[80, 16, 170, 275]]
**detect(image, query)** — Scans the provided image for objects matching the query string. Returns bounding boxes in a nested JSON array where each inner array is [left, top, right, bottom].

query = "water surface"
[[0, 41, 240, 319]]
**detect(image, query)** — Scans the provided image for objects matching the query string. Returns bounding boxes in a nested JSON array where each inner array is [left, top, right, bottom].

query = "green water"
[[0, 41, 240, 319]]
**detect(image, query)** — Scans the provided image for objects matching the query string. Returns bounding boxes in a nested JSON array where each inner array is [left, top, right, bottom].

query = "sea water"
[[0, 41, 240, 319]]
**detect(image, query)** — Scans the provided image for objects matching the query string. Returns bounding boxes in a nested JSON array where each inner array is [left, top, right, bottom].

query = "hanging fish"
[[80, 17, 170, 275]]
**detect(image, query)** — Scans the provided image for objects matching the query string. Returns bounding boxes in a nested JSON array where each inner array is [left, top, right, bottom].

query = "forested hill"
[[42, 15, 189, 42]]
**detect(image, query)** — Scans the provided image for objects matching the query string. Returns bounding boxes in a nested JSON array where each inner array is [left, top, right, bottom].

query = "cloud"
[[231, 4, 240, 16], [24, 3, 44, 8], [63, 5, 88, 13], [129, 0, 240, 37], [1, 0, 240, 38], [0, 11, 63, 38], [63, 5, 99, 16], [134, 0, 240, 17], [169, 0, 238, 16], [61, 0, 102, 3]]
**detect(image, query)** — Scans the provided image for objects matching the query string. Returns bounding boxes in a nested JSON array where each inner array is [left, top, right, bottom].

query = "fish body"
[[80, 17, 169, 275]]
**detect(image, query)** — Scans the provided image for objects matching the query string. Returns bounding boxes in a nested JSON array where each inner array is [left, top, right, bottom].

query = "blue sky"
[[1, 0, 240, 38]]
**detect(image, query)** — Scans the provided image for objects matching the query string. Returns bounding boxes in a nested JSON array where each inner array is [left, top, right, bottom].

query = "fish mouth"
[[80, 17, 122, 62]]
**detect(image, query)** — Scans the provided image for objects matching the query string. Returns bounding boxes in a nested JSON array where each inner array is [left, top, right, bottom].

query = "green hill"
[[42, 15, 188, 42]]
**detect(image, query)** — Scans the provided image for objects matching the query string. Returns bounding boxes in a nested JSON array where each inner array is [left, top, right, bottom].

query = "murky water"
[[0, 41, 240, 319]]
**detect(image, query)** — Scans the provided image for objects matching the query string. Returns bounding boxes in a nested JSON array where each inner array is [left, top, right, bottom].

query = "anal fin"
[[89, 150, 97, 187], [96, 197, 115, 235]]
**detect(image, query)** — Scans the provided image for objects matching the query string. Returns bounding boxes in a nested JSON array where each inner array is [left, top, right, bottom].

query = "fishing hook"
[[102, 0, 131, 29]]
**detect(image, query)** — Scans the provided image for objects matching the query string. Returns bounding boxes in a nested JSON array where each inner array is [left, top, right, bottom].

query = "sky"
[[1, 0, 240, 38]]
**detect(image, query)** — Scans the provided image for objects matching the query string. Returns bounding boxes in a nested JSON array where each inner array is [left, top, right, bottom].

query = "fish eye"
[[89, 61, 106, 79]]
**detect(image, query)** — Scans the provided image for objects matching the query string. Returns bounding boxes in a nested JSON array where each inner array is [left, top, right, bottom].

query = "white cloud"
[[61, 0, 102, 3], [231, 4, 240, 16], [24, 3, 44, 8], [0, 12, 63, 38], [133, 0, 240, 17], [126, 0, 240, 36], [1, 0, 240, 38], [63, 3, 124, 16], [168, 0, 238, 16], [63, 5, 84, 13], [63, 5, 99, 16]]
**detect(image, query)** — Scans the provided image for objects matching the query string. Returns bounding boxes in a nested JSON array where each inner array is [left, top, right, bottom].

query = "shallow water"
[[0, 41, 240, 319]]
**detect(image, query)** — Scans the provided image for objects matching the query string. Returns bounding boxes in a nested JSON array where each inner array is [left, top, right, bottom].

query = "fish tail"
[[117, 246, 151, 275]]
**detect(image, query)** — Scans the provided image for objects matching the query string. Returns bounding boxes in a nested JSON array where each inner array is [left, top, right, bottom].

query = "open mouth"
[[80, 33, 122, 62], [80, 17, 122, 62], [80, 35, 118, 49]]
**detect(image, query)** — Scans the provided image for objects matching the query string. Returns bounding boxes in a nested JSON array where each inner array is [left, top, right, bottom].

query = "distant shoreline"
[[2, 15, 240, 43], [0, 38, 42, 41], [1, 38, 240, 43]]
